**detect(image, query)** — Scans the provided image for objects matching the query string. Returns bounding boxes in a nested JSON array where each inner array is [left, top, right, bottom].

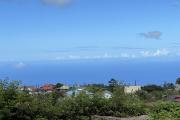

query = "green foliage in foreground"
[[0, 80, 146, 120], [149, 101, 180, 120], [1, 79, 180, 120]]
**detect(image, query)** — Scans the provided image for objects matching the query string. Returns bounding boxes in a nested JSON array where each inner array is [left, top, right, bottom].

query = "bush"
[[150, 101, 180, 120], [0, 80, 148, 120]]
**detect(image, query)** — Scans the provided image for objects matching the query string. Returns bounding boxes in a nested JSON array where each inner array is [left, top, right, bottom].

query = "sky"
[[0, 0, 180, 62]]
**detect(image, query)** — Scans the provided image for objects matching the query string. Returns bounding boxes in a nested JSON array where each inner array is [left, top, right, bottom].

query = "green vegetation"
[[150, 102, 180, 120], [176, 78, 180, 84], [0, 78, 179, 120]]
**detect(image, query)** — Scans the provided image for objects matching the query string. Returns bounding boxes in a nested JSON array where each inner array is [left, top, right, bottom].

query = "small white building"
[[103, 90, 112, 99], [66, 88, 93, 97], [124, 86, 141, 94], [56, 85, 70, 91], [175, 84, 180, 91], [18, 86, 37, 94]]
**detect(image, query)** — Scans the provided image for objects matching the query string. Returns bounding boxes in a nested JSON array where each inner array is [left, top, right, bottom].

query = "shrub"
[[150, 101, 180, 120]]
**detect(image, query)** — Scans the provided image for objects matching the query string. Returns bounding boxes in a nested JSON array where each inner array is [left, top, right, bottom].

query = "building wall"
[[124, 86, 141, 94], [175, 84, 180, 91]]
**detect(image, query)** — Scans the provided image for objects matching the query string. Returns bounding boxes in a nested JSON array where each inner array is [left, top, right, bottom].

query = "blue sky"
[[0, 0, 180, 62]]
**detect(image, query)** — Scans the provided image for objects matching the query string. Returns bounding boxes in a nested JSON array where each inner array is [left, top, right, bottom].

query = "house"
[[66, 88, 93, 97], [174, 95, 180, 102], [40, 84, 55, 93], [124, 86, 141, 94], [18, 86, 37, 94], [168, 95, 180, 102], [56, 85, 70, 91], [103, 90, 112, 99], [175, 84, 180, 91]]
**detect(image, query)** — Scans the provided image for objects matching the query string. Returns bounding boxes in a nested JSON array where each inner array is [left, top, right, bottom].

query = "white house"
[[175, 84, 180, 91], [103, 90, 112, 99], [66, 88, 93, 97], [124, 86, 141, 94]]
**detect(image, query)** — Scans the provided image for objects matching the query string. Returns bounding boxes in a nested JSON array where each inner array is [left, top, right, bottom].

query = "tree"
[[85, 84, 105, 93], [55, 83, 63, 88], [176, 78, 180, 84], [142, 85, 163, 93], [108, 78, 119, 92], [163, 82, 175, 90], [136, 90, 149, 100]]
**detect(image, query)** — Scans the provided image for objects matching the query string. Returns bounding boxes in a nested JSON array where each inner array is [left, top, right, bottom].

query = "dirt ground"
[[91, 115, 149, 120]]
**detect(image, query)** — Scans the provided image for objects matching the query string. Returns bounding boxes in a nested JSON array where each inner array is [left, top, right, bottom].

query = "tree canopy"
[[176, 78, 180, 84]]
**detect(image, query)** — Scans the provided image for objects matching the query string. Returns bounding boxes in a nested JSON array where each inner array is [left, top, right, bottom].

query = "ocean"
[[0, 59, 179, 86]]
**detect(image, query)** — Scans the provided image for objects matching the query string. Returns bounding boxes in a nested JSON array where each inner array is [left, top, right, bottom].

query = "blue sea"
[[0, 59, 179, 86]]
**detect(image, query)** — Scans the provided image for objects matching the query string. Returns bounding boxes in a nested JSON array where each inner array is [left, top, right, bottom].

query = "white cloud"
[[55, 53, 138, 60], [0, 0, 73, 6], [55, 56, 66, 60], [140, 49, 170, 57], [41, 0, 73, 7], [55, 49, 171, 60], [139, 31, 162, 39], [13, 62, 26, 69], [120, 53, 130, 58]]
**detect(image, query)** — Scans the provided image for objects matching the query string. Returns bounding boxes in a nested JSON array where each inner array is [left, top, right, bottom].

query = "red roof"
[[40, 84, 55, 91], [175, 95, 180, 99]]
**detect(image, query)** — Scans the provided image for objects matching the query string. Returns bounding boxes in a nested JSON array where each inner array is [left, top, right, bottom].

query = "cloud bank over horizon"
[[54, 48, 171, 61]]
